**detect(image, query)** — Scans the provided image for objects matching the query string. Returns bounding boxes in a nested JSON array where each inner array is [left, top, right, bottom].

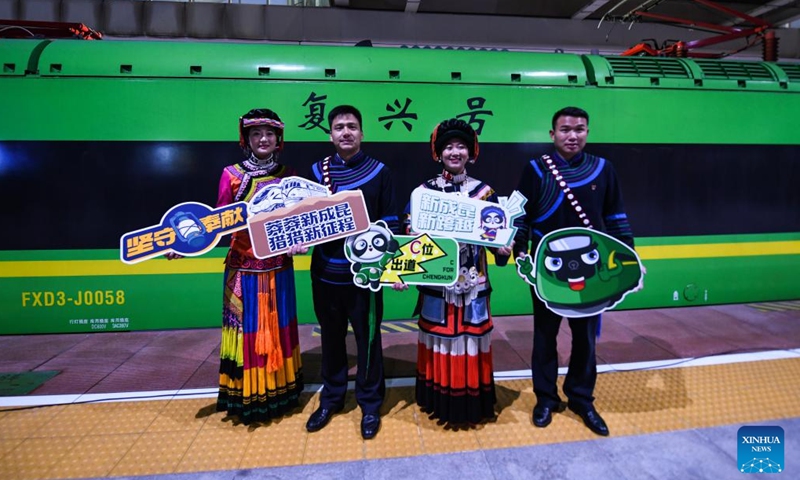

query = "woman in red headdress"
[[214, 108, 303, 424]]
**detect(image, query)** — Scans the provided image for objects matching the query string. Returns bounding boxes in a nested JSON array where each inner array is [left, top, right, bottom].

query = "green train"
[[1, 39, 798, 334]]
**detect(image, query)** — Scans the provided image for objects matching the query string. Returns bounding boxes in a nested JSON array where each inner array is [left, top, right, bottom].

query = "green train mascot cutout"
[[516, 228, 643, 317]]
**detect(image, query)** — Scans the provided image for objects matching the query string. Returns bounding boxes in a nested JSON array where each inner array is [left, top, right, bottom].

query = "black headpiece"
[[430, 118, 479, 162]]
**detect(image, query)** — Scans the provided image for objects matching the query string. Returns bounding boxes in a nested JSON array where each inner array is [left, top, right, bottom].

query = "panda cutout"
[[344, 221, 400, 292]]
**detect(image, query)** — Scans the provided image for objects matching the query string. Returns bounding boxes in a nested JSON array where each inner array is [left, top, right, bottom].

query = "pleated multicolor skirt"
[[217, 266, 303, 424], [416, 304, 496, 425]]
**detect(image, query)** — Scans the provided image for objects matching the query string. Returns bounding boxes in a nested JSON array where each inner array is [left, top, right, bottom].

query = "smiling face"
[[550, 115, 588, 160], [247, 126, 278, 159], [440, 140, 470, 175], [329, 113, 363, 160]]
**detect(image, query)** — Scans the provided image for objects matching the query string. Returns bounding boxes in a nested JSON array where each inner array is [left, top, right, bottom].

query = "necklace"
[[440, 169, 468, 195], [245, 153, 279, 174]]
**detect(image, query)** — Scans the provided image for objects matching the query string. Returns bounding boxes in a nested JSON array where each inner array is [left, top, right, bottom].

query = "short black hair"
[[552, 106, 589, 130], [328, 105, 363, 130]]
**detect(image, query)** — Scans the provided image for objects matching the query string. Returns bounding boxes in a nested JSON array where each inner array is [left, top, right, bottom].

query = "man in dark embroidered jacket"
[[300, 105, 399, 439], [513, 106, 635, 436]]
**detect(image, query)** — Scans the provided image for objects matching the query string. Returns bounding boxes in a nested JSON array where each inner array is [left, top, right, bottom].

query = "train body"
[[1, 39, 798, 334]]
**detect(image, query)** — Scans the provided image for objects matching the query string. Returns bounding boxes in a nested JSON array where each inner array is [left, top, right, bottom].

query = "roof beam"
[[572, 0, 614, 20], [723, 0, 795, 26], [405, 0, 421, 14]]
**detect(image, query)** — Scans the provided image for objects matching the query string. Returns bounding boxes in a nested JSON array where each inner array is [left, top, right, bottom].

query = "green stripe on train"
[[2, 78, 798, 145], [1, 236, 798, 334]]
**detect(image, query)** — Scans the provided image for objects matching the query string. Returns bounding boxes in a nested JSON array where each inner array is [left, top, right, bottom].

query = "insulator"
[[763, 31, 779, 62]]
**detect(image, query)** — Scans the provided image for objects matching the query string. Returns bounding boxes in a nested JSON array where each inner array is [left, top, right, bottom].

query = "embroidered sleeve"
[[602, 161, 635, 247], [512, 161, 540, 256], [378, 167, 401, 234], [216, 168, 235, 208]]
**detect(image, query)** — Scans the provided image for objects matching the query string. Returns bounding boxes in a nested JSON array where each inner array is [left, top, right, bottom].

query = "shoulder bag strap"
[[321, 156, 333, 194], [541, 154, 593, 229]]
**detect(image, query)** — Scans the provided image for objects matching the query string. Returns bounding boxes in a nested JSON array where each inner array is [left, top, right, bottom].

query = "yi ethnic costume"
[[408, 119, 508, 424], [215, 110, 303, 424]]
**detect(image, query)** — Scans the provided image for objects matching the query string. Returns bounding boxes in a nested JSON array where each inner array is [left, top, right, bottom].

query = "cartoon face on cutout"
[[542, 234, 600, 291], [344, 221, 400, 292], [352, 230, 390, 262], [479, 205, 506, 241], [526, 228, 643, 317]]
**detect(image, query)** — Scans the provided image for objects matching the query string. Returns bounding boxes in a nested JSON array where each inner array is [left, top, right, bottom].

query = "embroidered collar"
[[333, 150, 365, 166], [243, 153, 279, 173], [442, 169, 467, 185], [553, 151, 584, 167]]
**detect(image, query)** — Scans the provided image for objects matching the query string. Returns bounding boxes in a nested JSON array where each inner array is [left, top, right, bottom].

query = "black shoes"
[[361, 413, 381, 439], [570, 405, 609, 436], [305, 405, 343, 432], [306, 406, 381, 439], [532, 402, 566, 428]]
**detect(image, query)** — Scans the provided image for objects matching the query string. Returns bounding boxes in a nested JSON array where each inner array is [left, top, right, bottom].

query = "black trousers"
[[312, 279, 385, 415], [531, 288, 599, 412]]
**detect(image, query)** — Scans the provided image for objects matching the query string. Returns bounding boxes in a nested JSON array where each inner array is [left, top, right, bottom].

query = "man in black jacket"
[[292, 105, 399, 440], [513, 106, 635, 436]]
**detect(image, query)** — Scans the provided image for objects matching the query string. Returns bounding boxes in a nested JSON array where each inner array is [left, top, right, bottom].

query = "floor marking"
[[3, 348, 798, 408]]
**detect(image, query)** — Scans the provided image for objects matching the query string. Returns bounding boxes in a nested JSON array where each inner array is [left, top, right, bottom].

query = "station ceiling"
[[335, 0, 800, 29]]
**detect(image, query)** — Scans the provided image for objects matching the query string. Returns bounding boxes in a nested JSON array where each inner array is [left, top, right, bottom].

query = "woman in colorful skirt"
[[215, 108, 304, 424], [402, 119, 512, 426]]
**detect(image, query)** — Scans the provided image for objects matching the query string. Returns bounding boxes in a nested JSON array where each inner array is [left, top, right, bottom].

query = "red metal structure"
[[603, 0, 778, 60], [0, 19, 102, 40]]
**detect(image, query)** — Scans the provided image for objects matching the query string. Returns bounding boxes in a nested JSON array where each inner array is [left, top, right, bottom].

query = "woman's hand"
[[391, 282, 409, 291], [287, 244, 309, 257]]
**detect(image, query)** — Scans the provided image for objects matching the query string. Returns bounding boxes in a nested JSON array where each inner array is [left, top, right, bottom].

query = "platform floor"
[[1, 301, 799, 480]]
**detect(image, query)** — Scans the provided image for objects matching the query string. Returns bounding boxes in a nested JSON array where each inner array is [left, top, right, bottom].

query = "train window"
[[190, 66, 202, 75], [451, 71, 461, 81], [50, 64, 62, 73], [651, 78, 660, 86], [389, 70, 400, 79], [325, 68, 336, 78], [120, 65, 132, 75], [694, 79, 703, 87], [511, 73, 521, 82], [259, 67, 270, 76], [3, 63, 14, 73], [737, 80, 746, 88], [568, 75, 578, 84]]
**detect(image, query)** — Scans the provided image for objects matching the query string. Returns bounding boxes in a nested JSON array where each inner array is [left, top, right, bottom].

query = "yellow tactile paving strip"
[[2, 357, 799, 479]]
